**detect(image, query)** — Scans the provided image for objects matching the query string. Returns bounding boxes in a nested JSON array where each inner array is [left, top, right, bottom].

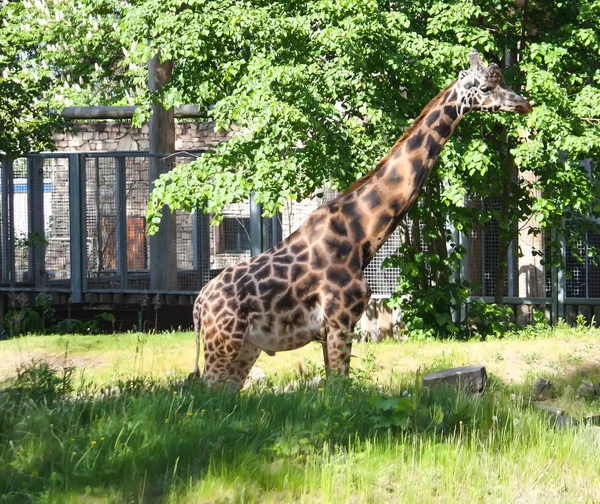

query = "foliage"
[[0, 0, 143, 156], [383, 233, 469, 339], [7, 359, 74, 404], [2, 294, 117, 338], [4, 1, 600, 337]]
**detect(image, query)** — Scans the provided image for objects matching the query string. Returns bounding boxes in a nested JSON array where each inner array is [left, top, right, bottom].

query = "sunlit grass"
[[1, 324, 600, 502]]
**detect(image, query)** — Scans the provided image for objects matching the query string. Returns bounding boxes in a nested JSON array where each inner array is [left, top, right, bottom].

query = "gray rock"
[[533, 401, 563, 417], [578, 380, 596, 397], [244, 366, 267, 388], [554, 415, 579, 429], [584, 414, 600, 426], [422, 365, 487, 394], [532, 377, 552, 397]]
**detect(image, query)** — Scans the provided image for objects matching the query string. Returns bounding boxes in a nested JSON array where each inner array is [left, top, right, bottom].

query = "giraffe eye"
[[464, 82, 473, 90], [480, 85, 491, 93]]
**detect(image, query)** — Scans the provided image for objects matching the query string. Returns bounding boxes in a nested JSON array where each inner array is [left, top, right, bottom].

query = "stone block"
[[516, 304, 530, 325], [532, 377, 553, 397], [554, 415, 578, 429], [82, 132, 93, 140], [423, 365, 487, 393], [578, 380, 596, 397], [117, 134, 137, 151], [533, 401, 563, 417], [584, 414, 600, 426]]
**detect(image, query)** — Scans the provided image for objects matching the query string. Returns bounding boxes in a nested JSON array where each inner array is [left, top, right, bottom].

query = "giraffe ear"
[[468, 49, 486, 72]]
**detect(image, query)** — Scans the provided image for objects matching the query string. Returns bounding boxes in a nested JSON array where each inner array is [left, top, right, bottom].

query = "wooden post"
[[148, 55, 177, 291]]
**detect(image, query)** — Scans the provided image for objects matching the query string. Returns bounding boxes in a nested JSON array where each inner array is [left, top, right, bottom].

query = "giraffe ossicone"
[[192, 50, 532, 390]]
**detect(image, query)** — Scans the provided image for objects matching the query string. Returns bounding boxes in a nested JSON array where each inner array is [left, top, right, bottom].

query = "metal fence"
[[0, 151, 598, 321]]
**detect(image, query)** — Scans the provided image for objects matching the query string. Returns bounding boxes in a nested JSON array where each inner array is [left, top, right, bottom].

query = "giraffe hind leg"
[[203, 323, 261, 391], [325, 329, 354, 377]]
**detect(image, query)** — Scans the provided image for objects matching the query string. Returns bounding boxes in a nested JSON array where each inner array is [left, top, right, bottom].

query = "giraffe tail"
[[191, 298, 203, 379]]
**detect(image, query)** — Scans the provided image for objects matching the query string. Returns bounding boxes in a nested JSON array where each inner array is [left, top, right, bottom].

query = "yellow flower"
[[70, 438, 75, 442], [318, 388, 324, 392], [31, 471, 38, 478], [173, 391, 177, 395], [100, 437, 105, 441], [165, 418, 170, 423], [16, 451, 22, 457], [72, 451, 77, 456], [201, 409, 206, 414], [187, 412, 193, 417], [91, 440, 97, 445]]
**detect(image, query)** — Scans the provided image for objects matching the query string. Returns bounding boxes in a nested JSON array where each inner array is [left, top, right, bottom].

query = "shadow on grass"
[[0, 360, 577, 503]]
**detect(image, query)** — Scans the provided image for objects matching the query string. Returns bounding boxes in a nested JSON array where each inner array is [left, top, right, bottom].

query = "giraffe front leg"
[[325, 329, 353, 377]]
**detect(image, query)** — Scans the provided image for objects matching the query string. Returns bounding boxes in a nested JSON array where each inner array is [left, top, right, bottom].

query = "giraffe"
[[192, 50, 532, 389]]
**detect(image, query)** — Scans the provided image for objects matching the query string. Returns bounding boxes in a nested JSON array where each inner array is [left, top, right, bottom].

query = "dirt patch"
[[0, 350, 107, 382]]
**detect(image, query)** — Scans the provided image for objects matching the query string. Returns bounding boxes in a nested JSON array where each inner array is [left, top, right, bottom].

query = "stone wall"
[[52, 121, 233, 152]]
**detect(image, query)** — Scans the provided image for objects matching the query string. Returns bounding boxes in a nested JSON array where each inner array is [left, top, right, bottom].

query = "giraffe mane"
[[344, 81, 456, 194]]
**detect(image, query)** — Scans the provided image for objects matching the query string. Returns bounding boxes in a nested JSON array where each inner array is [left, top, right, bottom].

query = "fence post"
[[249, 193, 263, 256], [193, 208, 211, 288], [115, 156, 128, 290], [27, 156, 45, 288], [1, 157, 15, 286], [148, 55, 177, 291], [69, 154, 86, 303], [551, 227, 566, 323]]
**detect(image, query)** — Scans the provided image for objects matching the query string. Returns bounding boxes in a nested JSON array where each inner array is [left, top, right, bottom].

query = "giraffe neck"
[[346, 82, 464, 267]]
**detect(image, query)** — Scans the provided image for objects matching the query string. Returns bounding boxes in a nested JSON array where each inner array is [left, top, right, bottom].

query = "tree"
[[4, 0, 600, 336], [0, 0, 141, 156], [140, 0, 600, 337]]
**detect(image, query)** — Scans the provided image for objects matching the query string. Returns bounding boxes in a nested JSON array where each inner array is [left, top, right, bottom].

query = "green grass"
[[1, 325, 600, 503]]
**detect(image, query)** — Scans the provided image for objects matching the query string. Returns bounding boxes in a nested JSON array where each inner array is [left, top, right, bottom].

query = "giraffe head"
[[455, 50, 532, 115]]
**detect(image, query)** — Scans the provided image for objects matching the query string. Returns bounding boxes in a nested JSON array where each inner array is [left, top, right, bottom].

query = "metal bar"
[[558, 231, 566, 319], [1, 157, 14, 285], [551, 227, 558, 323], [69, 154, 86, 302], [507, 239, 515, 297], [249, 193, 263, 256], [467, 296, 552, 305], [115, 157, 128, 290], [586, 232, 590, 298], [29, 150, 208, 159], [271, 213, 281, 248], [27, 156, 45, 288], [193, 208, 211, 288], [61, 105, 208, 120]]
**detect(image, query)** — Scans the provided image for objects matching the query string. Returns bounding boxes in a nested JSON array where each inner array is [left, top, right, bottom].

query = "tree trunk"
[[148, 55, 177, 291]]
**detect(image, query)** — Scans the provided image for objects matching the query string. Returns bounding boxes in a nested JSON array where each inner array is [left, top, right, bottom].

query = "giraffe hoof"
[[187, 370, 201, 382]]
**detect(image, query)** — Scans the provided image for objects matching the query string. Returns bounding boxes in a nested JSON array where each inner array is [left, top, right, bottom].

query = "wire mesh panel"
[[588, 232, 600, 298], [565, 236, 586, 297], [210, 202, 251, 270], [125, 156, 151, 290], [563, 230, 600, 298], [174, 155, 201, 291], [12, 158, 29, 283], [44, 157, 70, 283], [365, 227, 403, 298], [85, 156, 119, 289]]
